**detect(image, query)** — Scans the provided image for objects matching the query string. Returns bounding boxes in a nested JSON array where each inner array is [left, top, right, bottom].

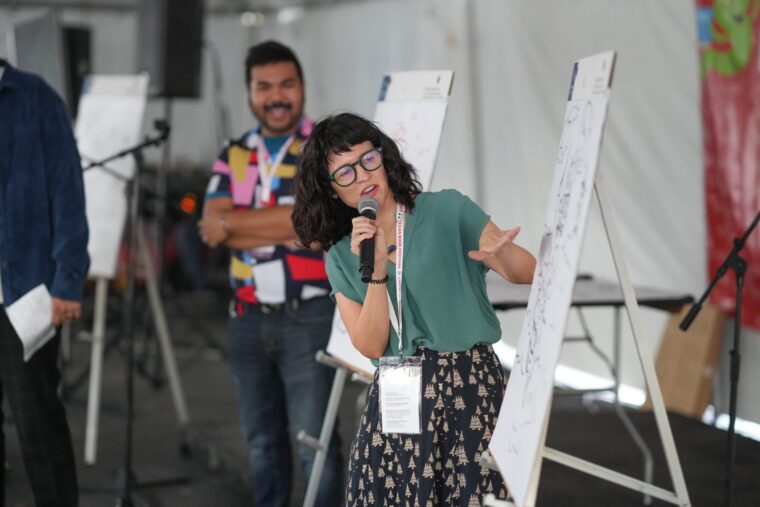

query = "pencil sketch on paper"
[[508, 100, 597, 434], [373, 101, 448, 189], [489, 95, 610, 507]]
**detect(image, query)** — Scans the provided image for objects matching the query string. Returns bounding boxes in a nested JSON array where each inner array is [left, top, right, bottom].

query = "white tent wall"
[[471, 0, 760, 427], [473, 0, 706, 395], [247, 0, 478, 196], [1, 0, 759, 426]]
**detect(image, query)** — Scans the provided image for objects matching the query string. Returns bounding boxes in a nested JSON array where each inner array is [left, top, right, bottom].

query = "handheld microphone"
[[358, 197, 380, 283]]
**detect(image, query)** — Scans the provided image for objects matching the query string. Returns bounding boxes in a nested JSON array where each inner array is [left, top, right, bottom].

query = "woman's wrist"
[[372, 265, 388, 279], [368, 275, 388, 285], [365, 265, 387, 285]]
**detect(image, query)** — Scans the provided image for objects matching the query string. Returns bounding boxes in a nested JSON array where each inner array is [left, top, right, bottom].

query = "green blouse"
[[325, 189, 502, 361]]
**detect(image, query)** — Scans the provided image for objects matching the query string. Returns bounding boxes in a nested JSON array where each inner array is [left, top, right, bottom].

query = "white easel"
[[297, 352, 372, 504], [76, 74, 189, 465], [84, 226, 190, 465], [299, 70, 454, 507], [484, 52, 690, 507], [483, 169, 692, 506]]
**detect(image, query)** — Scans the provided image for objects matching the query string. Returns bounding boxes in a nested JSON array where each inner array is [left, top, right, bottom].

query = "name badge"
[[378, 355, 422, 434]]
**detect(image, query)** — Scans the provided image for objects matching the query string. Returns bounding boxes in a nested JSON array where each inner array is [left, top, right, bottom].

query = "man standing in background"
[[0, 59, 88, 507], [199, 41, 342, 506]]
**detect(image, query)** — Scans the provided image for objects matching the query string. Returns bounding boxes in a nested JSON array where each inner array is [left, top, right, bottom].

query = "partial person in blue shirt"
[[0, 59, 88, 507]]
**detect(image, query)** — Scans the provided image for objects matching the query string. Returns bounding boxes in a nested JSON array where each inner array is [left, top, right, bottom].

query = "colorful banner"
[[698, 0, 760, 331]]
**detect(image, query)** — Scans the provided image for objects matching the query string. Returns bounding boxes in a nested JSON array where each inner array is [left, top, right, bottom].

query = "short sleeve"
[[325, 244, 363, 304], [205, 147, 232, 200], [438, 189, 490, 252]]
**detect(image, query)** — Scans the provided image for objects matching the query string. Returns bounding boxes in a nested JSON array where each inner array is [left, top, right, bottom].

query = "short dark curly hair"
[[292, 113, 422, 249], [245, 40, 303, 87]]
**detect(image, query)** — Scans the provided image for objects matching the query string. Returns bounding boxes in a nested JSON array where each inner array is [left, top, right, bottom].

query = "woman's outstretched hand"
[[468, 226, 521, 262], [469, 222, 535, 284]]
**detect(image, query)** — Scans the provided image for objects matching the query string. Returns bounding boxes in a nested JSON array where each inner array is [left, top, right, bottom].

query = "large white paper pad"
[[489, 52, 615, 507], [77, 74, 149, 279]]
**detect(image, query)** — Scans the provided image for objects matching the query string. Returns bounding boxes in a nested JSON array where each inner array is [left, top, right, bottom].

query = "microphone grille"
[[358, 197, 380, 219]]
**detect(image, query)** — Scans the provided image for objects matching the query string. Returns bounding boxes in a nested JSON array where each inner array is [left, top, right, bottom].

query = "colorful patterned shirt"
[[205, 116, 330, 304]]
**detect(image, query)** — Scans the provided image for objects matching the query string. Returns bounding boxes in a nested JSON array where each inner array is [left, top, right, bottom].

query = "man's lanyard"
[[386, 203, 406, 357], [255, 134, 295, 204]]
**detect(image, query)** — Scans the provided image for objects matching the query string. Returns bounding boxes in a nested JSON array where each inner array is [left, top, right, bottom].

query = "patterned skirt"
[[346, 344, 510, 506]]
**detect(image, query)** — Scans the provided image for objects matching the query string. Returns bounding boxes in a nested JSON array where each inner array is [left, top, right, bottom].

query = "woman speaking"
[[292, 113, 536, 505]]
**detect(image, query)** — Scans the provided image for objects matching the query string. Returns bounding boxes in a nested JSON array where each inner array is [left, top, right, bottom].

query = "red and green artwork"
[[701, 0, 760, 76], [698, 0, 760, 330]]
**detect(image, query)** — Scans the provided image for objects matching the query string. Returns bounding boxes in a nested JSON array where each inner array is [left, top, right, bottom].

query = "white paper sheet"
[[77, 74, 149, 279], [373, 100, 448, 189], [6, 284, 56, 362]]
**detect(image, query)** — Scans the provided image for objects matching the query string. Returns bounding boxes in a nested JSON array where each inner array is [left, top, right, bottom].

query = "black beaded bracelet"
[[368, 275, 389, 285]]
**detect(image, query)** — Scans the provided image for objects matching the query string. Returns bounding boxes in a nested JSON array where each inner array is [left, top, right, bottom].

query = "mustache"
[[264, 102, 292, 112]]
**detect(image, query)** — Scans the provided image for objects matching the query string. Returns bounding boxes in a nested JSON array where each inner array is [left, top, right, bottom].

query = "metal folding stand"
[[83, 226, 190, 466], [298, 351, 372, 507], [79, 122, 191, 505]]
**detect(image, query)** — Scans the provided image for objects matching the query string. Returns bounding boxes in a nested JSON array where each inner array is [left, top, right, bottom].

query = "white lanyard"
[[256, 134, 295, 204], [386, 203, 406, 357]]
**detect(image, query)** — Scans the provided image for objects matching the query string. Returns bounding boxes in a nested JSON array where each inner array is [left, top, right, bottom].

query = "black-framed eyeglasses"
[[328, 147, 383, 187]]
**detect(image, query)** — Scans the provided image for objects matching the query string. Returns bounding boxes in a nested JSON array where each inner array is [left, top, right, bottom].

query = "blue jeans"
[[228, 296, 343, 507]]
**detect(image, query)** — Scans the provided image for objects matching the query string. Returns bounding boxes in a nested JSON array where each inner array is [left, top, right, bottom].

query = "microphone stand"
[[680, 210, 760, 507], [82, 121, 187, 506], [82, 120, 170, 174]]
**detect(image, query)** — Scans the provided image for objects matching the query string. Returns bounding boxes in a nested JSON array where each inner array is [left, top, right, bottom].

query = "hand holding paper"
[[51, 297, 82, 326]]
